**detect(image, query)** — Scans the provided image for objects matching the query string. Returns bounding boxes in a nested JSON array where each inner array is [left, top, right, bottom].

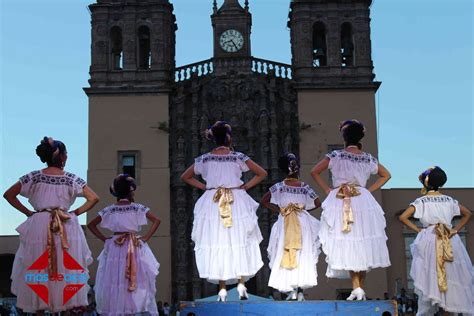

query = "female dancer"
[[181, 121, 267, 301], [399, 166, 473, 315], [3, 137, 99, 314], [311, 120, 391, 300], [88, 174, 161, 316], [261, 153, 321, 301]]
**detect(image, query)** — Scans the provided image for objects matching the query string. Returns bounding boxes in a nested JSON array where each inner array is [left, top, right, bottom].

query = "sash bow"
[[114, 232, 142, 292], [336, 184, 361, 233], [434, 223, 454, 292], [47, 208, 71, 276], [213, 188, 234, 228], [280, 203, 304, 269]]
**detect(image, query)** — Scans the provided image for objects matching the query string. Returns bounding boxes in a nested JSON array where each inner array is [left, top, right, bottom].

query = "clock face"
[[219, 29, 244, 53]]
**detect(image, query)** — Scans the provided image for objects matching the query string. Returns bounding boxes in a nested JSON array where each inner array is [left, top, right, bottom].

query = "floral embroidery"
[[196, 152, 249, 164], [74, 177, 86, 188], [270, 185, 278, 194], [20, 171, 85, 187], [308, 189, 318, 200], [418, 196, 453, 204], [271, 182, 318, 199], [100, 203, 148, 216], [326, 150, 377, 164], [236, 152, 249, 162]]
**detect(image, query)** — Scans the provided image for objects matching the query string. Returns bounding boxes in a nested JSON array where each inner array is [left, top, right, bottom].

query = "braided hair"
[[36, 137, 67, 168], [110, 174, 137, 201], [205, 121, 232, 147], [278, 153, 300, 176], [339, 119, 365, 149], [419, 166, 447, 194]]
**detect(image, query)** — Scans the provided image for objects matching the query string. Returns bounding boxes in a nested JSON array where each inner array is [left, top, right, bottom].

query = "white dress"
[[11, 170, 92, 313], [267, 182, 321, 292], [409, 195, 474, 315], [95, 203, 159, 316], [192, 151, 263, 284], [319, 150, 390, 278]]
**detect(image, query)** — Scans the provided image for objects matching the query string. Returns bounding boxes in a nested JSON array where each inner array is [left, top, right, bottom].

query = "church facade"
[[82, 0, 474, 303]]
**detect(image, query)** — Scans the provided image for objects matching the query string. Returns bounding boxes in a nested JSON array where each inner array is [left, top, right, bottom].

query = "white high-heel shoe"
[[217, 288, 227, 302], [297, 292, 305, 302], [286, 289, 297, 301], [354, 287, 366, 301], [346, 289, 357, 301], [356, 287, 366, 301], [237, 283, 249, 300]]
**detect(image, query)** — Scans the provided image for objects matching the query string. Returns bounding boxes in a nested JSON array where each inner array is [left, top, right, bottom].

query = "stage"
[[180, 300, 398, 316]]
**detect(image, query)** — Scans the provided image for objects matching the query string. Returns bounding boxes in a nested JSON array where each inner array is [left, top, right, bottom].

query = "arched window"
[[341, 22, 354, 67], [110, 26, 123, 70], [312, 22, 327, 67], [138, 26, 151, 69]]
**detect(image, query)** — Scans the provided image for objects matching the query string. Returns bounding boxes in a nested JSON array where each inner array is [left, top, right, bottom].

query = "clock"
[[219, 29, 244, 53]]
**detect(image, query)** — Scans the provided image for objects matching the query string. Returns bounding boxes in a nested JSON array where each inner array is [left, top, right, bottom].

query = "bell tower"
[[87, 0, 177, 90], [289, 0, 377, 87], [211, 0, 252, 59], [84, 0, 176, 302]]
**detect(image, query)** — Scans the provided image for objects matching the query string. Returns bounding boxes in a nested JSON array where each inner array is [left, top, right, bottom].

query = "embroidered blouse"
[[19, 170, 86, 211], [326, 150, 378, 188], [194, 151, 250, 189], [98, 203, 150, 233], [269, 181, 318, 210], [410, 195, 460, 228]]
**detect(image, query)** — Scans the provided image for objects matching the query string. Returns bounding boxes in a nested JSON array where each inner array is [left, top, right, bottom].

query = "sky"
[[1, 0, 473, 235]]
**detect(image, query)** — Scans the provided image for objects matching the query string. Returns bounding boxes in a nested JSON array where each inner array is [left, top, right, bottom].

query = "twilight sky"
[[1, 0, 472, 235]]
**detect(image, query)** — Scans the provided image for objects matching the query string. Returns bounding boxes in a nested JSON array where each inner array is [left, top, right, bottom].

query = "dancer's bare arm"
[[87, 216, 109, 242], [367, 164, 391, 193], [310, 158, 331, 195], [3, 182, 34, 217], [140, 212, 161, 242], [260, 192, 279, 213], [181, 164, 206, 190], [241, 159, 267, 190], [398, 206, 422, 233], [312, 197, 322, 210], [72, 186, 100, 216], [451, 204, 472, 237]]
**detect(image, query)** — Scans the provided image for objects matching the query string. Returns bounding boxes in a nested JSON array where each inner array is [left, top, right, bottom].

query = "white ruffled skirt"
[[192, 189, 263, 284], [319, 188, 390, 278], [95, 235, 159, 316], [410, 226, 474, 315], [11, 212, 92, 313], [267, 211, 320, 292]]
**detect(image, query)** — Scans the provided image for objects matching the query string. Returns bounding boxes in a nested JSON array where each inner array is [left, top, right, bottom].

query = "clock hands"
[[223, 39, 239, 51], [230, 40, 238, 50], [220, 30, 243, 52]]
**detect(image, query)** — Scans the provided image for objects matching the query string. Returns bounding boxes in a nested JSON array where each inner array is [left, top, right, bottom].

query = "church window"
[[341, 22, 354, 67], [118, 151, 140, 182], [312, 22, 327, 67], [138, 26, 151, 69], [110, 26, 123, 70]]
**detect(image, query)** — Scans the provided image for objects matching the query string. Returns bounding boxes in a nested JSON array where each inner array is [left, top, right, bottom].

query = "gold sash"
[[280, 203, 304, 269], [114, 232, 142, 292], [47, 208, 71, 276], [336, 184, 361, 233], [213, 188, 234, 228], [434, 223, 454, 292]]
